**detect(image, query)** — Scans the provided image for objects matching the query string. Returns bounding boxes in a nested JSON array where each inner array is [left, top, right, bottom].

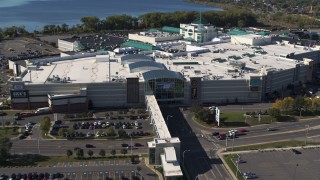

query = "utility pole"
[[305, 125, 310, 145]]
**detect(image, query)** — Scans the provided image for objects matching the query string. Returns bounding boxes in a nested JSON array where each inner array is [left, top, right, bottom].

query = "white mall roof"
[[20, 41, 316, 84], [164, 147, 177, 162], [160, 154, 183, 177]]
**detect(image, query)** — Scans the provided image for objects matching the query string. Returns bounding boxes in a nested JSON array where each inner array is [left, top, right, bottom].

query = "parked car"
[[239, 128, 248, 133], [134, 143, 144, 147], [292, 149, 301, 154], [121, 143, 129, 147], [212, 132, 219, 136], [85, 144, 95, 148], [236, 159, 246, 164]]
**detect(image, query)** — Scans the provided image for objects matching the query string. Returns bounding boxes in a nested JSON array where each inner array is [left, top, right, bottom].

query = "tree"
[[106, 127, 116, 136], [136, 165, 142, 178], [272, 99, 283, 109], [293, 95, 305, 112], [40, 116, 51, 131], [120, 148, 127, 156], [110, 149, 116, 157], [136, 165, 141, 172], [268, 108, 281, 118], [311, 97, 320, 111], [281, 97, 294, 112], [58, 128, 65, 137], [66, 149, 73, 158], [87, 150, 94, 158], [81, 16, 100, 31], [76, 148, 84, 159], [99, 149, 106, 157], [0, 138, 12, 165], [67, 127, 75, 135], [118, 128, 127, 138]]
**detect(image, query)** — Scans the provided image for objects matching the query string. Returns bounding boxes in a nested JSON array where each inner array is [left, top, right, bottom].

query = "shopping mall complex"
[[8, 19, 320, 179]]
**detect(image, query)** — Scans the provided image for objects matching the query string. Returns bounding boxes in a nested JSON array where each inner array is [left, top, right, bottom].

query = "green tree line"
[[0, 10, 257, 39], [186, 0, 320, 29]]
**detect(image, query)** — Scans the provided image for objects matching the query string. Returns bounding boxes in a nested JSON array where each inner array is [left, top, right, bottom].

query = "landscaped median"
[[221, 140, 320, 180], [3, 153, 146, 168]]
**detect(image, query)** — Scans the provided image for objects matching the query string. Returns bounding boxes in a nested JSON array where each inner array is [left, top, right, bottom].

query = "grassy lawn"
[[4, 154, 143, 167], [220, 112, 278, 126], [193, 111, 300, 128], [226, 140, 320, 152], [0, 127, 20, 138], [1, 110, 32, 115], [223, 154, 245, 180]]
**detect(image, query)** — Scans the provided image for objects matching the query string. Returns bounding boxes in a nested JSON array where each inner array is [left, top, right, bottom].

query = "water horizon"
[[0, 0, 222, 31]]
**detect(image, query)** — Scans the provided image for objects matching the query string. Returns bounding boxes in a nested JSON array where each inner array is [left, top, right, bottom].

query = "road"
[[11, 137, 151, 156], [161, 106, 320, 180]]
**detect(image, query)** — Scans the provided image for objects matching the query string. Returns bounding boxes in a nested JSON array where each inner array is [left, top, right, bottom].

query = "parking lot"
[[50, 159, 135, 168], [0, 67, 11, 103], [64, 170, 141, 180], [0, 159, 154, 180], [234, 147, 320, 180], [49, 111, 153, 140]]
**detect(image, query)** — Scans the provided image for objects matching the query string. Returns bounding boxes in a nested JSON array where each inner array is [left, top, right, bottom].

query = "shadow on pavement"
[[160, 106, 226, 179]]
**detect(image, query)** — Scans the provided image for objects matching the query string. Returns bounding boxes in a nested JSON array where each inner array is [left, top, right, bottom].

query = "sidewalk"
[[143, 158, 163, 180]]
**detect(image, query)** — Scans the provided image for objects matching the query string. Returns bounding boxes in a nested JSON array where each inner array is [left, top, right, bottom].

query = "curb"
[[217, 148, 237, 180], [143, 158, 163, 180]]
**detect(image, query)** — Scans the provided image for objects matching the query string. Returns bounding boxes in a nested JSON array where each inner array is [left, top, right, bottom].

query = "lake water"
[[0, 0, 221, 31]]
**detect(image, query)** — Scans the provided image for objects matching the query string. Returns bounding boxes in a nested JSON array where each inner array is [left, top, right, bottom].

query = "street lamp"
[[305, 124, 310, 145], [166, 115, 173, 126], [232, 132, 236, 152], [299, 107, 305, 120], [130, 135, 133, 156], [182, 149, 190, 163], [195, 174, 202, 180]]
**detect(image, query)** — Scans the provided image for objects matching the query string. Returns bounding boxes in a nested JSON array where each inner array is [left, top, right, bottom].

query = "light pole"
[[182, 149, 190, 163], [305, 124, 310, 145], [130, 135, 133, 156], [37, 125, 41, 154], [195, 174, 202, 180], [225, 135, 228, 147], [166, 115, 173, 126], [299, 107, 304, 120], [232, 132, 236, 152]]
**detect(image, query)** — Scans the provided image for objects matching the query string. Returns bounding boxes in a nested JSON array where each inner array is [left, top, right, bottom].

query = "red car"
[[239, 128, 248, 133], [134, 143, 144, 147]]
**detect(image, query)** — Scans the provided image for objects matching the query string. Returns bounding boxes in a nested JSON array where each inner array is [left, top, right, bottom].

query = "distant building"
[[180, 17, 218, 43]]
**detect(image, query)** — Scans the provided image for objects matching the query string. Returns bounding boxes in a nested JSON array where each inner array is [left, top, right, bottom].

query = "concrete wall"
[[86, 82, 127, 107], [201, 79, 260, 103], [58, 39, 74, 52]]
